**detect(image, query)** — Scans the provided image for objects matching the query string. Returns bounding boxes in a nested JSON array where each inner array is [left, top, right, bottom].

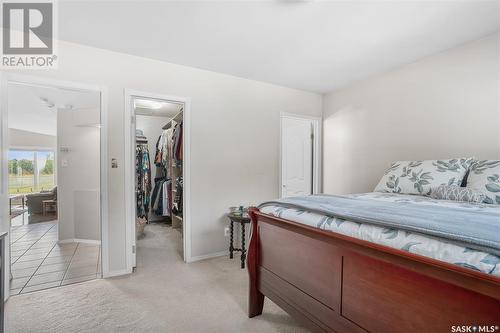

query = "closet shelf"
[[161, 108, 184, 130]]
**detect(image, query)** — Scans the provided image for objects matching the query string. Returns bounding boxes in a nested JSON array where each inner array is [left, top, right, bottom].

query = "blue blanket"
[[259, 195, 500, 256]]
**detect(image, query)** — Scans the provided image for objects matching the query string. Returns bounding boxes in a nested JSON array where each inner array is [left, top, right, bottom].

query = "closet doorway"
[[125, 91, 190, 270]]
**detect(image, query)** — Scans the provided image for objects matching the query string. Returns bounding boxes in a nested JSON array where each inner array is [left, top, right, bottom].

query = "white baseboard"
[[188, 250, 227, 263], [59, 238, 101, 245], [103, 268, 132, 278]]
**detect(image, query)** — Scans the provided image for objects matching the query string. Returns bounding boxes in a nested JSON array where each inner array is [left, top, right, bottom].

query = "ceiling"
[[8, 83, 100, 136], [58, 1, 500, 93], [134, 98, 183, 118]]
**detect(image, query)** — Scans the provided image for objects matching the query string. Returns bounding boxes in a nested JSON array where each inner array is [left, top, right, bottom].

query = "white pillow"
[[374, 158, 474, 196], [466, 160, 500, 205]]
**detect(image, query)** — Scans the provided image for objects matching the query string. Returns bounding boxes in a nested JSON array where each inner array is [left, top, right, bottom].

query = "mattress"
[[260, 192, 500, 277]]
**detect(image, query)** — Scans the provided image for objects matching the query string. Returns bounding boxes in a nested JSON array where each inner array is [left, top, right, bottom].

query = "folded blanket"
[[259, 194, 500, 256]]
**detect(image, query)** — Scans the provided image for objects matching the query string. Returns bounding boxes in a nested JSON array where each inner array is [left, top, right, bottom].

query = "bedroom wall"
[[4, 40, 322, 274], [8, 129, 57, 149], [323, 33, 500, 195]]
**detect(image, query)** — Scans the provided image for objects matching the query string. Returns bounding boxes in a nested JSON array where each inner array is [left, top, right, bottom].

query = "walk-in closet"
[[133, 97, 184, 262]]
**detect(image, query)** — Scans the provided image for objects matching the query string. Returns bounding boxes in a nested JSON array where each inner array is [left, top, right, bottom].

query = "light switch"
[[111, 158, 118, 168], [61, 159, 68, 167]]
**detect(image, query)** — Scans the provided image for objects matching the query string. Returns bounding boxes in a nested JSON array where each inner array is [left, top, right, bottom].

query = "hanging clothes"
[[150, 127, 173, 220], [172, 121, 183, 164], [151, 177, 171, 217], [136, 143, 152, 219], [162, 179, 171, 216], [151, 177, 164, 213], [161, 129, 170, 165], [172, 176, 183, 215], [154, 135, 163, 166]]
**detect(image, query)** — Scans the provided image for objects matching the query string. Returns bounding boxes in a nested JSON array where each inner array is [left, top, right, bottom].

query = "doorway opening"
[[126, 92, 189, 270], [4, 78, 104, 295], [280, 113, 322, 198]]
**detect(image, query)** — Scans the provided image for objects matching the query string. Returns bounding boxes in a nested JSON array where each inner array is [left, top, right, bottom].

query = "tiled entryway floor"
[[10, 221, 101, 295]]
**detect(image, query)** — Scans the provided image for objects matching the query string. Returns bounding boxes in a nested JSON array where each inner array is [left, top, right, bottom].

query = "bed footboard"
[[247, 207, 500, 333]]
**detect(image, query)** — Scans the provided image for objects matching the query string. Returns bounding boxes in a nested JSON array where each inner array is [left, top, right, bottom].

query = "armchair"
[[26, 186, 57, 215]]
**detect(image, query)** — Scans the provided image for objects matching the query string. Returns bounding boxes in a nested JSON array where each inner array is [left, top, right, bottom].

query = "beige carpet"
[[5, 223, 308, 332]]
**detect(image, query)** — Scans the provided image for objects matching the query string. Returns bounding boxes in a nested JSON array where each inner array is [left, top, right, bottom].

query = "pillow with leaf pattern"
[[374, 158, 474, 196], [465, 160, 500, 205], [430, 185, 485, 203]]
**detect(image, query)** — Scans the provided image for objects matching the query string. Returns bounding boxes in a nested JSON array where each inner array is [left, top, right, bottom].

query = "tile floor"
[[9, 220, 101, 295]]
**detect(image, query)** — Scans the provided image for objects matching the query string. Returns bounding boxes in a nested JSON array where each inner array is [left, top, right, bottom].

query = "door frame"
[[279, 112, 322, 198], [124, 89, 192, 268], [0, 73, 110, 298]]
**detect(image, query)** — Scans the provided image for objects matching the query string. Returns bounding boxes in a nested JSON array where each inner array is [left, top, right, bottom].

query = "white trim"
[[8, 146, 55, 151], [312, 117, 322, 195], [280, 112, 322, 122], [188, 250, 227, 263], [0, 72, 10, 300], [6, 74, 104, 93], [105, 268, 133, 278], [0, 74, 110, 295], [99, 86, 110, 278], [124, 92, 134, 269], [279, 112, 322, 198], [59, 238, 101, 245], [123, 89, 192, 270]]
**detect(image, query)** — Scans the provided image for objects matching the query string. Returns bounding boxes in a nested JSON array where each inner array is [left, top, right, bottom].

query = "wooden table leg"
[[229, 220, 234, 259], [241, 222, 246, 269]]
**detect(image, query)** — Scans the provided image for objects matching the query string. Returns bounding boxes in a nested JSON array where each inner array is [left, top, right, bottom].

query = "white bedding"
[[260, 192, 500, 276]]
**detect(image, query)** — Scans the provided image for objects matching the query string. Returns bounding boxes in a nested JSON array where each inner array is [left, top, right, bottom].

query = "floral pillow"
[[374, 158, 474, 196], [466, 160, 500, 205], [430, 185, 485, 203]]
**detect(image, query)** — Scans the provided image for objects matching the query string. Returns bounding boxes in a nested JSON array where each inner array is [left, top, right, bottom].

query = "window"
[[8, 149, 56, 194]]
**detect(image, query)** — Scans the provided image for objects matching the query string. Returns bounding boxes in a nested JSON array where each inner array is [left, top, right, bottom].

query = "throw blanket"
[[259, 195, 500, 256]]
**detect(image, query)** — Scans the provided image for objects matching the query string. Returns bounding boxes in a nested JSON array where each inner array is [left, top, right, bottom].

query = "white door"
[[0, 73, 11, 299], [131, 108, 137, 269], [281, 116, 313, 198]]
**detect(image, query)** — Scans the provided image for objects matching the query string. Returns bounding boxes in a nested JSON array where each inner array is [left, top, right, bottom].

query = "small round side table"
[[227, 213, 251, 269]]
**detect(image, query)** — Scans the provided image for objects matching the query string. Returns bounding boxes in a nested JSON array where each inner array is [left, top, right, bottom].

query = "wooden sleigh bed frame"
[[247, 207, 500, 333]]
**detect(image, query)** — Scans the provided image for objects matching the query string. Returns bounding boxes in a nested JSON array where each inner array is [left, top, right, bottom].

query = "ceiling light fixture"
[[145, 100, 163, 110], [134, 99, 163, 110], [40, 97, 56, 110]]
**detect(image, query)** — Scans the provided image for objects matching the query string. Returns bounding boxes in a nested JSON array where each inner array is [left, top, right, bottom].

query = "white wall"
[[323, 33, 500, 195], [8, 129, 56, 149], [57, 107, 100, 242], [5, 40, 322, 273]]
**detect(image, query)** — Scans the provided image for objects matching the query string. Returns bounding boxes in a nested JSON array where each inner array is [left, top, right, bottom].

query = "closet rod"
[[161, 108, 184, 130]]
